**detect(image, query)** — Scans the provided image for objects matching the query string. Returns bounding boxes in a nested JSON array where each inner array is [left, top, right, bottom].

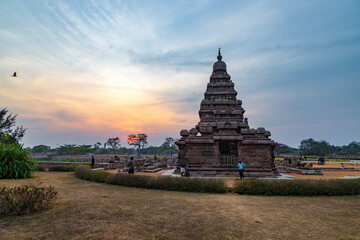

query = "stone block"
[[199, 126, 213, 133], [189, 128, 198, 135], [180, 129, 190, 137], [256, 127, 265, 134]]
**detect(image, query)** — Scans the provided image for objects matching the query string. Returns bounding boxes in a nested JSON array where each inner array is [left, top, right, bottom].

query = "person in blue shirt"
[[237, 160, 246, 179]]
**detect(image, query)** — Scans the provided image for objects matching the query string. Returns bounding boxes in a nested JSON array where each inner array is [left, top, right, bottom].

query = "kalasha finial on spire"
[[217, 47, 222, 61]]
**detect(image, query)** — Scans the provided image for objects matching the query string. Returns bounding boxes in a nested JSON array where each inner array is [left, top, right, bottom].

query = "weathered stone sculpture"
[[176, 49, 278, 177]]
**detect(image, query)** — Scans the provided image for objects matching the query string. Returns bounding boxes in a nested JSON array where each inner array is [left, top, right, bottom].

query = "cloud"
[[0, 0, 359, 147], [51, 110, 85, 123]]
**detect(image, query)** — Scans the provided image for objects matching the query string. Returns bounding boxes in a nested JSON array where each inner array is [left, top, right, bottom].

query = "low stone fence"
[[38, 161, 119, 170], [326, 154, 360, 160]]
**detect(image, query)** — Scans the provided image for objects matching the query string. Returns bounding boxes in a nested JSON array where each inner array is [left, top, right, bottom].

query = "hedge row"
[[0, 185, 57, 215], [75, 167, 110, 183], [75, 167, 227, 193], [233, 178, 360, 196]]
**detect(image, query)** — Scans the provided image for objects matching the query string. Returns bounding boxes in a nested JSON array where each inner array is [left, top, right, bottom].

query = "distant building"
[[176, 50, 278, 177]]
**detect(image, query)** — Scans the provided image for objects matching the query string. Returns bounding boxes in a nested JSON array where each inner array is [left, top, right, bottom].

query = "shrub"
[[106, 173, 227, 193], [0, 143, 38, 179], [75, 167, 227, 193], [0, 184, 57, 215], [75, 167, 110, 183], [75, 166, 91, 180], [233, 178, 360, 196], [77, 165, 90, 169], [48, 165, 75, 172]]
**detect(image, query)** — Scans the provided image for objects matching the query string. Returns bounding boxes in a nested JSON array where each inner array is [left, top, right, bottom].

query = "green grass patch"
[[327, 159, 352, 162]]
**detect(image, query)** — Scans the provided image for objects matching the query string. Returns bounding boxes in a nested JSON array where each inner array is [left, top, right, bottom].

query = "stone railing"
[[220, 155, 237, 166]]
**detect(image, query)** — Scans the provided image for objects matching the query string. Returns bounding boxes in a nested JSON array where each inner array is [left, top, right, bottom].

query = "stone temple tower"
[[176, 49, 278, 177]]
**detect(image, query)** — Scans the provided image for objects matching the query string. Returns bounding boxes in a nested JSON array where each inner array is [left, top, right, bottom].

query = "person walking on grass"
[[237, 160, 246, 179], [127, 156, 134, 174]]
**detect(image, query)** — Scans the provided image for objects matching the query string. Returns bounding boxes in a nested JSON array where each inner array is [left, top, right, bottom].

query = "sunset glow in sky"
[[1, 1, 359, 148]]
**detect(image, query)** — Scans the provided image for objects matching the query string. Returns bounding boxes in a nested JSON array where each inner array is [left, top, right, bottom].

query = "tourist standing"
[[341, 163, 345, 169], [180, 161, 186, 176], [91, 156, 95, 168], [127, 157, 134, 174], [237, 160, 246, 179]]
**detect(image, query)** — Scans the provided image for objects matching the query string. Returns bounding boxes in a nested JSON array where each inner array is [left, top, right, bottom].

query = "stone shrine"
[[176, 49, 278, 177]]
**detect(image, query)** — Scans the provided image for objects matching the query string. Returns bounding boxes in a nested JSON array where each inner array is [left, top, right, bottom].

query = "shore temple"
[[176, 49, 278, 177]]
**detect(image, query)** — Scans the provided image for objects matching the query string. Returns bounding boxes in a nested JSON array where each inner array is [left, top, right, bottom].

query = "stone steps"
[[143, 168, 162, 173]]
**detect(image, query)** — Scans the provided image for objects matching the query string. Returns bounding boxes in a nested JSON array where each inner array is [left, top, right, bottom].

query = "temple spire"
[[217, 47, 222, 61]]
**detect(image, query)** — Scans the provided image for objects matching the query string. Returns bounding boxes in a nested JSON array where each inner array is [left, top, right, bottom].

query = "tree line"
[[1, 108, 178, 156], [30, 136, 178, 156], [275, 138, 360, 156]]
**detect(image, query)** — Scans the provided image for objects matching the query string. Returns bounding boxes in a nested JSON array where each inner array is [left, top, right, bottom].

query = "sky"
[[0, 0, 359, 148]]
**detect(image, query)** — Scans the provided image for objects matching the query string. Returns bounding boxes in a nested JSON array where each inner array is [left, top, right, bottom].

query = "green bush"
[[75, 167, 227, 193], [0, 184, 57, 215], [48, 165, 75, 172], [0, 143, 38, 179], [77, 164, 90, 169], [233, 178, 360, 196], [75, 167, 110, 183], [106, 174, 227, 193]]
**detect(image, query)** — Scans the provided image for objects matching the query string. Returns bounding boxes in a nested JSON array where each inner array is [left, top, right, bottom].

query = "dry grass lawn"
[[1, 172, 360, 240]]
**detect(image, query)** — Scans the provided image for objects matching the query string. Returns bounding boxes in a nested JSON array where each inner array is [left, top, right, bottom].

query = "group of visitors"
[[92, 155, 246, 179]]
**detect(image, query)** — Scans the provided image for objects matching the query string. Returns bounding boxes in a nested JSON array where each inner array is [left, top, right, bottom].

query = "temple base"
[[177, 167, 279, 177]]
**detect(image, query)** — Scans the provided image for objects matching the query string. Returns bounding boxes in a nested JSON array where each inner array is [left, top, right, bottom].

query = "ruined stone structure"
[[275, 156, 322, 175], [176, 49, 278, 177]]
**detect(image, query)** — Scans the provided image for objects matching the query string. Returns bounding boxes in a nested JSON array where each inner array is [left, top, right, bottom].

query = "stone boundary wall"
[[38, 161, 119, 170]]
